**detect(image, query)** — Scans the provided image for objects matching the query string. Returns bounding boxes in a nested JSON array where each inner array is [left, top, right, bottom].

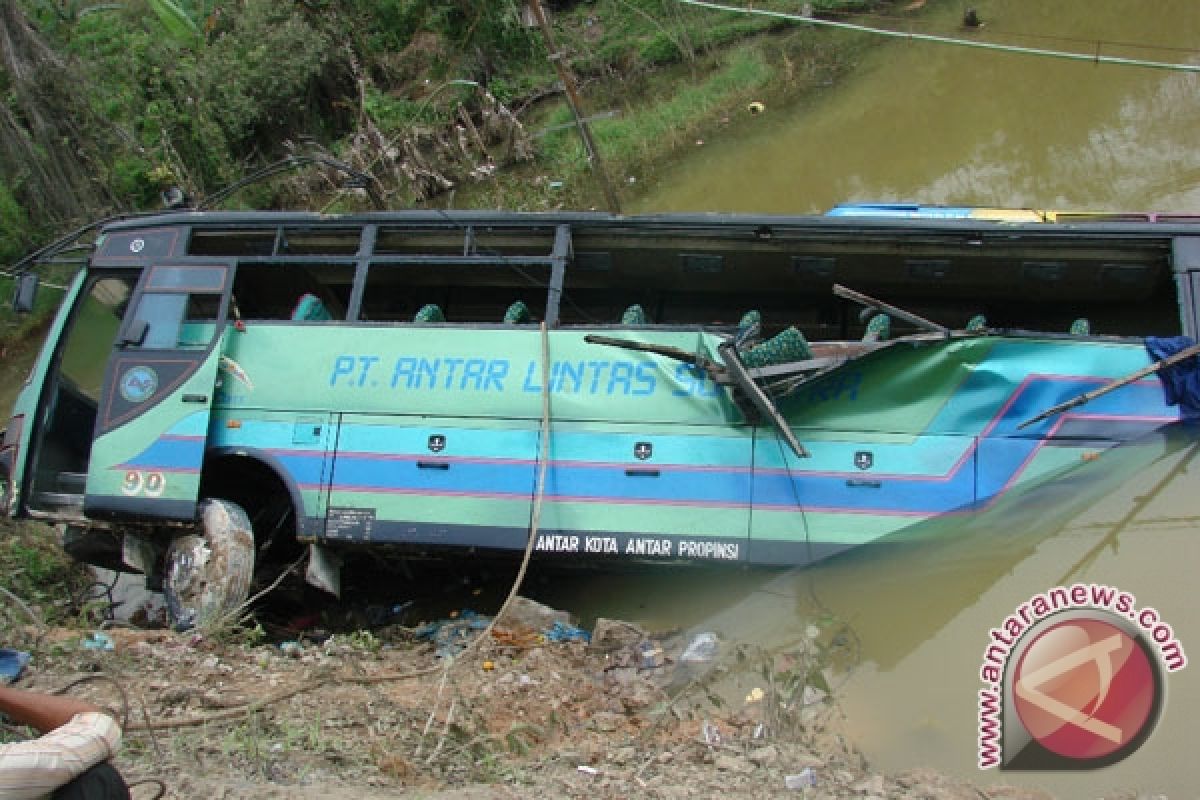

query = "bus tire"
[[163, 498, 255, 630]]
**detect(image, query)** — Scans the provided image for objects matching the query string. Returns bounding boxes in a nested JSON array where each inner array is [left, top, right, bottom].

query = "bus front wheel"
[[163, 498, 255, 630]]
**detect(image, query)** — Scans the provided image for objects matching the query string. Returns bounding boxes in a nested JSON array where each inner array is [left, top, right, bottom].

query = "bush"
[[200, 2, 339, 148], [640, 32, 683, 66]]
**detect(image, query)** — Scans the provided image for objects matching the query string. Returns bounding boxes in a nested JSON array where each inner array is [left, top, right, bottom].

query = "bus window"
[[59, 276, 136, 401], [230, 262, 353, 320], [128, 292, 221, 349]]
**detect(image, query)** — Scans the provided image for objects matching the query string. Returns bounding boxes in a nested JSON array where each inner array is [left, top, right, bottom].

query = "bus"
[[3, 209, 1196, 626]]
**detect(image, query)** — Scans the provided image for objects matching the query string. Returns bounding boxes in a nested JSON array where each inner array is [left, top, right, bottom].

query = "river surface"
[[632, 0, 1200, 215], [544, 2, 1200, 796]]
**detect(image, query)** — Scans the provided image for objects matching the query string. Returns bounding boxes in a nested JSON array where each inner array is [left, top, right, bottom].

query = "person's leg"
[[51, 761, 130, 800]]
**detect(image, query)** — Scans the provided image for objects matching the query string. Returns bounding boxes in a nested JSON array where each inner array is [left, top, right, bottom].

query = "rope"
[[461, 320, 553, 651], [675, 0, 1200, 74]]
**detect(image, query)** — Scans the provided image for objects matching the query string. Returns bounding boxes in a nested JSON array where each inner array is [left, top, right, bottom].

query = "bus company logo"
[[119, 366, 158, 403], [978, 585, 1186, 771]]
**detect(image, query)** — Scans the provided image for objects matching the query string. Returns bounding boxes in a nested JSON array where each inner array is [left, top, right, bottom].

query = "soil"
[[3, 594, 1056, 800]]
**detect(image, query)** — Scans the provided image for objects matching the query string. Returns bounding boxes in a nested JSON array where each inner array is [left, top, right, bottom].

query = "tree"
[[0, 0, 116, 249]]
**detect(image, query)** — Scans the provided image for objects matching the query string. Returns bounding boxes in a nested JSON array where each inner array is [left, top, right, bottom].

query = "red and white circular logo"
[[1011, 616, 1159, 764]]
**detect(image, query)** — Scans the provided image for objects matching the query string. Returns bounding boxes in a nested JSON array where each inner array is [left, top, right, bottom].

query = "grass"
[[455, 15, 867, 213], [0, 519, 92, 636]]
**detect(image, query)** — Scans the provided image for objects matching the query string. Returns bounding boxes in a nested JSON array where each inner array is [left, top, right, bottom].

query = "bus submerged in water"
[[2, 208, 1198, 625]]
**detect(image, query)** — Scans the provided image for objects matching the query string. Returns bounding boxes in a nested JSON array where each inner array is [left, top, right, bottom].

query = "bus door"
[[84, 263, 235, 522]]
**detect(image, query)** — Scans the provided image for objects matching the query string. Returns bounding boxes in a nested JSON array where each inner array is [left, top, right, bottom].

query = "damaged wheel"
[[164, 498, 255, 630]]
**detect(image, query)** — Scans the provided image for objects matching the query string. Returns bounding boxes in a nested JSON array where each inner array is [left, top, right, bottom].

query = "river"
[[546, 1, 1200, 796], [632, 0, 1200, 215]]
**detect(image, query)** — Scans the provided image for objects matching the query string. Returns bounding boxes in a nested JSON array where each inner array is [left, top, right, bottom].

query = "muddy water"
[[631, 0, 1200, 214], [540, 3, 1200, 796]]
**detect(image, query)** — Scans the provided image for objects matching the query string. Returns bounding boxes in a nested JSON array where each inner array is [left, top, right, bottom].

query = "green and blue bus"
[[3, 210, 1196, 625]]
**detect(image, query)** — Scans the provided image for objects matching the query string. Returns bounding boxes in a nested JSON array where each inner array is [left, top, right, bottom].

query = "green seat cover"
[[740, 326, 812, 368], [414, 304, 446, 323], [621, 304, 648, 325], [504, 300, 532, 324], [862, 313, 890, 342]]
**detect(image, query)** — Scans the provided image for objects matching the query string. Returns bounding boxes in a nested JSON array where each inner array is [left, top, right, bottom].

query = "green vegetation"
[[0, 0, 894, 260], [0, 520, 92, 632]]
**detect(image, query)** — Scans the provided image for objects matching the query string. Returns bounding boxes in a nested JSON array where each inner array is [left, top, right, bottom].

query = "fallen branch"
[[0, 585, 47, 632]]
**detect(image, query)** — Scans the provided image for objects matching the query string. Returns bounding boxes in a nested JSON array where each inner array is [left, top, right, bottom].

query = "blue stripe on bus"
[[117, 369, 1177, 514]]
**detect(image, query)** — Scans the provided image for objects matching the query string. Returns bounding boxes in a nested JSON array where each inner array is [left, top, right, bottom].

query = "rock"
[[591, 711, 624, 732], [802, 685, 828, 706], [747, 744, 779, 767], [852, 775, 885, 794], [620, 683, 660, 711], [714, 754, 751, 773], [591, 618, 646, 652], [606, 666, 638, 686], [610, 746, 637, 765]]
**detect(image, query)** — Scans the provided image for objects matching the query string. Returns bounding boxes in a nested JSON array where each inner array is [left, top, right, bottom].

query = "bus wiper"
[[832, 283, 949, 336], [717, 340, 810, 458], [582, 334, 711, 369], [583, 333, 809, 458]]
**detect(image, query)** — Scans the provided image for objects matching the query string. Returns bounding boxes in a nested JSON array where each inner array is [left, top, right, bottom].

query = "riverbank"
[[0, 552, 1054, 800], [451, 19, 874, 213]]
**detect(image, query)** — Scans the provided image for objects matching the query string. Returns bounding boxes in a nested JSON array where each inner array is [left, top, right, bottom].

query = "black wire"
[[198, 155, 385, 210]]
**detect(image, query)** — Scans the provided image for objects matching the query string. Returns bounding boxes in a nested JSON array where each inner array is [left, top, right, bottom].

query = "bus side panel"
[[537, 422, 752, 562], [206, 410, 337, 540], [749, 429, 977, 564], [324, 415, 539, 548]]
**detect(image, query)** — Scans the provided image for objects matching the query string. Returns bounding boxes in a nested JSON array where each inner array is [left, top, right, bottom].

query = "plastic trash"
[[0, 649, 30, 684], [544, 620, 591, 643], [637, 640, 664, 669], [681, 632, 719, 664], [702, 719, 722, 746], [81, 632, 114, 651], [784, 768, 817, 789], [414, 609, 492, 658]]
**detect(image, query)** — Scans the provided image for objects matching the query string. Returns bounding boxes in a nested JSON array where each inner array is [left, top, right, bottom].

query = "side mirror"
[[119, 318, 149, 347], [11, 272, 37, 313]]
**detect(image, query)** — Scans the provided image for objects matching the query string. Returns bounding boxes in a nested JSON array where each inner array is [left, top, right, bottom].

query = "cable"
[[675, 0, 1200, 73], [458, 320, 553, 652], [197, 155, 384, 210]]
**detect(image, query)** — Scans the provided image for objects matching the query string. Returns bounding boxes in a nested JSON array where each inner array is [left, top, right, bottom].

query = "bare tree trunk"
[[0, 0, 116, 237]]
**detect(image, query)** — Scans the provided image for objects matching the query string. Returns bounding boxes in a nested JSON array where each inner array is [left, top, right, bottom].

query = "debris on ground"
[[0, 595, 1060, 799]]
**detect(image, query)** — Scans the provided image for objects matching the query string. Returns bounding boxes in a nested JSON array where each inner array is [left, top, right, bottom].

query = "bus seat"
[[740, 326, 812, 368], [621, 304, 648, 325], [291, 293, 332, 321], [1069, 318, 1091, 335], [736, 310, 762, 347], [414, 304, 445, 323], [966, 314, 987, 332], [862, 313, 890, 342], [503, 300, 532, 324]]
